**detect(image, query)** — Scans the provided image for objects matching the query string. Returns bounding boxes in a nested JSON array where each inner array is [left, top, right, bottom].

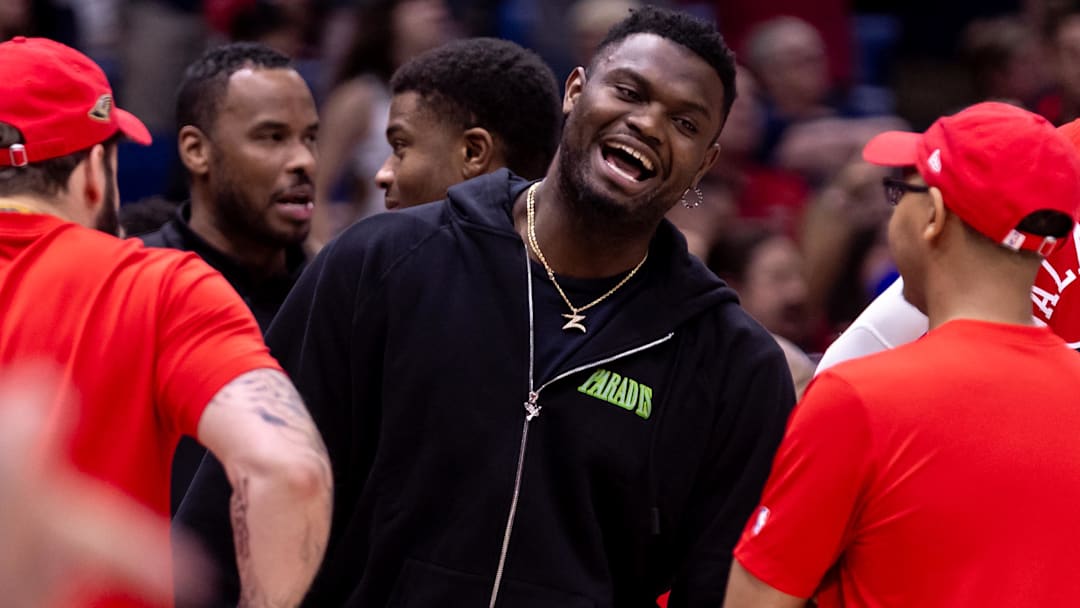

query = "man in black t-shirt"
[[142, 42, 318, 514]]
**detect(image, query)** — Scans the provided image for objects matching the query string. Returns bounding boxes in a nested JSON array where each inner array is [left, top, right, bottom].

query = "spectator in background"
[[961, 15, 1047, 108], [309, 0, 455, 248], [708, 227, 816, 397], [122, 0, 208, 134], [0, 37, 330, 607], [799, 157, 892, 348], [743, 16, 906, 186], [0, 0, 30, 39], [1037, 5, 1080, 124], [141, 42, 319, 513], [568, 0, 640, 66], [374, 36, 561, 210], [226, 0, 328, 61]]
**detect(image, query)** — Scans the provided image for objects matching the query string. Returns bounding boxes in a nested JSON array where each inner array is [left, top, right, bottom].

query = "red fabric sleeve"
[[732, 372, 875, 598], [154, 254, 281, 438]]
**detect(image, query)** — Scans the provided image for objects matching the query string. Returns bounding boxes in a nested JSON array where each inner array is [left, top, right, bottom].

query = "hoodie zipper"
[[487, 243, 674, 608]]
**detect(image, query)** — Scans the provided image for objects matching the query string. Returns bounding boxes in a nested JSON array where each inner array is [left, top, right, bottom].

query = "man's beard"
[[555, 124, 666, 236], [214, 172, 309, 249], [94, 154, 121, 237]]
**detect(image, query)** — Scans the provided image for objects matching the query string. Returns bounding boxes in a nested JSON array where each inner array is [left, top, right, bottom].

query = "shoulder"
[[310, 201, 457, 295]]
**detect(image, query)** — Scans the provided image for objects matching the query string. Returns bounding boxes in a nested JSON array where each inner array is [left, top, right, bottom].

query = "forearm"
[[197, 369, 333, 608], [231, 457, 331, 607]]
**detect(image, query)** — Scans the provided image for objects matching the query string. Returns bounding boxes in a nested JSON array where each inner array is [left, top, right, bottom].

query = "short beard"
[[94, 152, 121, 237], [213, 169, 309, 249], [555, 140, 664, 239]]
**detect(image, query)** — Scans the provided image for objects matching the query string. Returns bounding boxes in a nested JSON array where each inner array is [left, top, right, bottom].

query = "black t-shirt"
[[530, 258, 647, 384]]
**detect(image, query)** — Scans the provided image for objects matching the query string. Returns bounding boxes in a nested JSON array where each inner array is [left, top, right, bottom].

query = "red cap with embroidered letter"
[[0, 36, 151, 168], [862, 101, 1080, 255]]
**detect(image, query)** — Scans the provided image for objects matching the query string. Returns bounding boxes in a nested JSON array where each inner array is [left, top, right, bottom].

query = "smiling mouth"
[[601, 142, 657, 182]]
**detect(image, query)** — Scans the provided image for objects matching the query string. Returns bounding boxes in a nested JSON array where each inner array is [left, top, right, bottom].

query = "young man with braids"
[[180, 7, 794, 606], [0, 37, 331, 607]]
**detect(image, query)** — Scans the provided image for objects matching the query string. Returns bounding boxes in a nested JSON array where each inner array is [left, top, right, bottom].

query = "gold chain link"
[[526, 181, 647, 316]]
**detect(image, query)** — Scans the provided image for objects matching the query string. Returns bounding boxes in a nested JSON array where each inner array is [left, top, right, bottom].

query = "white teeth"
[[611, 143, 654, 172]]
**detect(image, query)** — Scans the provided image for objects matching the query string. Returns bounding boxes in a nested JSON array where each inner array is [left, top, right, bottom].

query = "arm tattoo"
[[232, 476, 257, 607], [208, 369, 334, 606], [208, 368, 332, 475]]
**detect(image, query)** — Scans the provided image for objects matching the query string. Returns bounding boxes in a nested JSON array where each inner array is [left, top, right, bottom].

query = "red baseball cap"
[[862, 101, 1080, 255], [0, 36, 151, 168]]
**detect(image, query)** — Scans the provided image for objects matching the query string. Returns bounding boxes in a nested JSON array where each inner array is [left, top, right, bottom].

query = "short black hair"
[[390, 37, 562, 180], [594, 5, 737, 127], [175, 42, 292, 134]]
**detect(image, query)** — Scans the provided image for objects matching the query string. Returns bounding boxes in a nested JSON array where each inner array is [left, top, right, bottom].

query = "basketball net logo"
[[88, 94, 113, 122]]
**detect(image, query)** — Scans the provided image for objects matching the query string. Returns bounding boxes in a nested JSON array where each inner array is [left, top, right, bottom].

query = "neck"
[[0, 195, 72, 221], [515, 175, 656, 279], [188, 197, 288, 278], [923, 256, 1040, 331]]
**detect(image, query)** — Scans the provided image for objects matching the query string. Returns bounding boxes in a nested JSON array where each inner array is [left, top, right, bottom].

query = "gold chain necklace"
[[0, 202, 41, 214], [526, 182, 647, 333]]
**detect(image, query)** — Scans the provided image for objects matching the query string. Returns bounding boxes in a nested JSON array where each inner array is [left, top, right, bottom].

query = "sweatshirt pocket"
[[388, 558, 596, 608]]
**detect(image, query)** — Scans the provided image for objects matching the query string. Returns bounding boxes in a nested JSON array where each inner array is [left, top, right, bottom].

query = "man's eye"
[[675, 118, 698, 134], [615, 85, 641, 101]]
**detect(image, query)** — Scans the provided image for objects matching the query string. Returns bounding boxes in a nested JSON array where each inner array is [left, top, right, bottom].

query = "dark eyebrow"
[[605, 67, 715, 121], [251, 120, 288, 130]]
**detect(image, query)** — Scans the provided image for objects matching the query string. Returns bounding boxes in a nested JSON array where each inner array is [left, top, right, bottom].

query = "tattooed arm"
[[196, 368, 333, 608]]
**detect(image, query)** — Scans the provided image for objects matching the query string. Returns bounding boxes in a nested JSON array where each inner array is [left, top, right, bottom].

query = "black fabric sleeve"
[[172, 226, 367, 606], [666, 329, 796, 607], [173, 214, 433, 605]]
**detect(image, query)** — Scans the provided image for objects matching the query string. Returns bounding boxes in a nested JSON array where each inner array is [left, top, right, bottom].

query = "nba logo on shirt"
[[751, 506, 771, 536]]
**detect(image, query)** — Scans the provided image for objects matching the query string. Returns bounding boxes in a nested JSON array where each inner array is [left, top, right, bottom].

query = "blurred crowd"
[[7, 0, 1080, 359]]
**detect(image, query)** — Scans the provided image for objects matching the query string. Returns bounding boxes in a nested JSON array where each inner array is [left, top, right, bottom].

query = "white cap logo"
[[1003, 229, 1027, 251], [928, 149, 942, 173], [751, 506, 771, 536]]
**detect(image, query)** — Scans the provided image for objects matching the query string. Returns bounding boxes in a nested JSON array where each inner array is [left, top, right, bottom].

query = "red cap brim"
[[1058, 118, 1080, 152], [862, 131, 921, 167], [115, 108, 152, 146]]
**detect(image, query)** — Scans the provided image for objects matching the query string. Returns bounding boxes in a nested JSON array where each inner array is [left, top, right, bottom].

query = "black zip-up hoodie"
[[175, 170, 795, 607]]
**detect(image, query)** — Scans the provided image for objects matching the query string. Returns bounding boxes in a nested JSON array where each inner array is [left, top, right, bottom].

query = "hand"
[[0, 368, 208, 606]]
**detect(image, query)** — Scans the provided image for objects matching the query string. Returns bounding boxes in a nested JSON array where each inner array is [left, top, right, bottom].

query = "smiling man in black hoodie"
[[177, 7, 794, 607]]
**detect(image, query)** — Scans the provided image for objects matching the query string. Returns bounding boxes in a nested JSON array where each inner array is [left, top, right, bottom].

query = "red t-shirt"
[[735, 319, 1080, 607], [1033, 223, 1080, 347], [0, 213, 280, 606]]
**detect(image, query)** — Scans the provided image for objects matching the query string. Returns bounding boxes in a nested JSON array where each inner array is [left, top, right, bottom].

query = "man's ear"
[[563, 67, 587, 115], [82, 143, 108, 210], [461, 128, 498, 179], [691, 142, 722, 186], [924, 186, 947, 243], [178, 125, 211, 177]]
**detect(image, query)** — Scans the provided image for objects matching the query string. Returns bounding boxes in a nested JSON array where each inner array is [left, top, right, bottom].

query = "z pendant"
[[561, 312, 587, 333]]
